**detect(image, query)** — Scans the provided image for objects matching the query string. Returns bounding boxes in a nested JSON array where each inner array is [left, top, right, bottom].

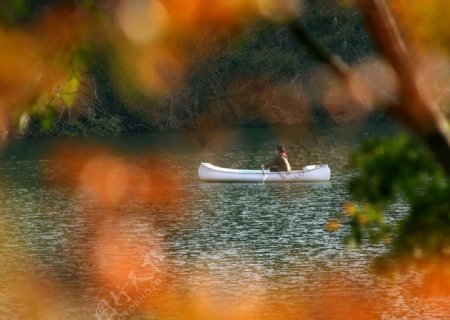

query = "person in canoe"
[[263, 145, 291, 172]]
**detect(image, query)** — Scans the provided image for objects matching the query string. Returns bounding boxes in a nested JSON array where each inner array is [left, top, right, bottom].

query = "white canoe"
[[198, 162, 330, 182]]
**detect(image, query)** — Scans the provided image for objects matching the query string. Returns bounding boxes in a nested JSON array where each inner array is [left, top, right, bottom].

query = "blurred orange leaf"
[[48, 143, 182, 209]]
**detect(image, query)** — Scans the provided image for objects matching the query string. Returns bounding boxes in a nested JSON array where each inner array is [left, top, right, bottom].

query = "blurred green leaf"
[[0, 0, 29, 24], [343, 134, 450, 268]]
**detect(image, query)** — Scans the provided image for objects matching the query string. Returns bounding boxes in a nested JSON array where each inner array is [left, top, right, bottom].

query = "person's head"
[[277, 145, 286, 153]]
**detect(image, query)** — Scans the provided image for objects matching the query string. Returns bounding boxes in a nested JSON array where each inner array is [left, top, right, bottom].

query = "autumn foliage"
[[0, 0, 449, 319]]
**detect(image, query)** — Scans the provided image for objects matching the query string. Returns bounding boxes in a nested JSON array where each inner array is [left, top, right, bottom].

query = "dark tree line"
[[1, 0, 375, 135]]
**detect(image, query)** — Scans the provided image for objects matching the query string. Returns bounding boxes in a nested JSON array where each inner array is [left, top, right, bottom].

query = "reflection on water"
[[0, 125, 446, 319]]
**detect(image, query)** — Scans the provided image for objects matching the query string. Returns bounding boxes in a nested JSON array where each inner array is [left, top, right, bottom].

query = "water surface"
[[0, 124, 445, 319]]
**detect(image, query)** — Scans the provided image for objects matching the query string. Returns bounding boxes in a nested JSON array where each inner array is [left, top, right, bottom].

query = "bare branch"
[[287, 2, 450, 175], [288, 20, 351, 80], [357, 0, 450, 175]]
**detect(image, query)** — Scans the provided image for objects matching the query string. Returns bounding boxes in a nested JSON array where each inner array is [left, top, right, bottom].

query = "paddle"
[[261, 165, 267, 183]]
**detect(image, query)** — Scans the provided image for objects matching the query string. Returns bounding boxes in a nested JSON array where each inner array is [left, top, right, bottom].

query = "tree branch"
[[287, 2, 450, 176], [356, 0, 450, 175], [288, 19, 351, 80]]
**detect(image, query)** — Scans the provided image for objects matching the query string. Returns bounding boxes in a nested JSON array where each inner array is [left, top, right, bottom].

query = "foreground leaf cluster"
[[345, 134, 450, 269]]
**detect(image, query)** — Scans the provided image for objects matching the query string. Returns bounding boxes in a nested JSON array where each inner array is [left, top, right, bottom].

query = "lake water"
[[0, 124, 447, 319]]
